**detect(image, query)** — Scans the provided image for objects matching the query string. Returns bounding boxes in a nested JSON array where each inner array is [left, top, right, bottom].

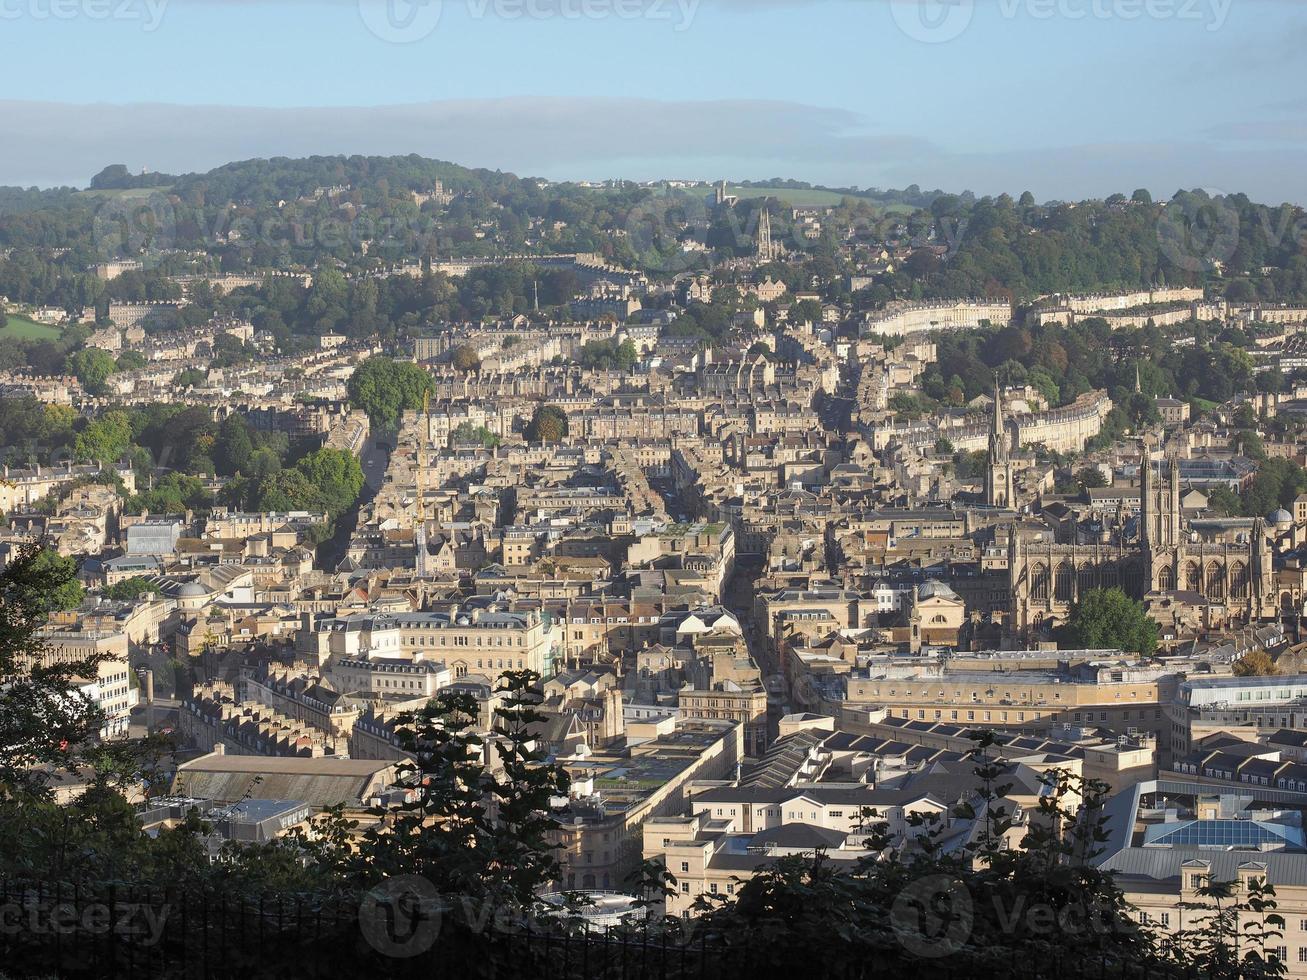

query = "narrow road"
[[318, 438, 390, 571]]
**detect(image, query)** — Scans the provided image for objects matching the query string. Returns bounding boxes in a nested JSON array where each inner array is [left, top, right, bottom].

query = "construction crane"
[[414, 389, 430, 578]]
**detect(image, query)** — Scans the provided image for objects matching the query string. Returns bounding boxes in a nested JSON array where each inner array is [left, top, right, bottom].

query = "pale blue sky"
[[1, 0, 1304, 202]]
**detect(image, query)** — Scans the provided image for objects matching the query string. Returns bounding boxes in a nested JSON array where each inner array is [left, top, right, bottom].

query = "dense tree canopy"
[[66, 347, 118, 396], [347, 355, 434, 432], [1061, 588, 1159, 657], [525, 404, 568, 443]]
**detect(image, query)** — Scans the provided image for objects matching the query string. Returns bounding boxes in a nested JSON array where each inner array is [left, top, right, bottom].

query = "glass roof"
[[1143, 819, 1306, 850]]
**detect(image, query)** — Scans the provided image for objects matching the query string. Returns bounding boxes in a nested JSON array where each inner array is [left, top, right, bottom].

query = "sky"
[[1, 0, 1304, 203]]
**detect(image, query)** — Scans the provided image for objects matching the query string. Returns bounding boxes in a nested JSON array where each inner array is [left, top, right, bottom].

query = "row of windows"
[[679, 882, 736, 896], [906, 708, 1041, 722], [879, 688, 1146, 702], [404, 635, 525, 647]]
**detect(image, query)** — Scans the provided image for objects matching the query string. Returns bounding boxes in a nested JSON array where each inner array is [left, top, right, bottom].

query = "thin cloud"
[[0, 96, 1302, 205]]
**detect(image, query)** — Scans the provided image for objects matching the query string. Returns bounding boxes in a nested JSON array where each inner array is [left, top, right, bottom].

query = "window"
[[709, 883, 718, 894], [1161, 913, 1170, 928], [680, 883, 689, 894], [680, 862, 689, 873]]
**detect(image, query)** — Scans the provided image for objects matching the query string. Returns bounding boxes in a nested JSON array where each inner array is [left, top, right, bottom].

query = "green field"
[[727, 185, 862, 207], [726, 186, 918, 213], [0, 314, 61, 341]]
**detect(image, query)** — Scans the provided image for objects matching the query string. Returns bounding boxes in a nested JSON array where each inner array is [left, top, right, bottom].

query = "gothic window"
[[1157, 566, 1175, 592], [1032, 564, 1049, 602], [1078, 566, 1097, 596], [1206, 563, 1225, 601], [1230, 563, 1249, 600], [1055, 563, 1075, 603], [1186, 564, 1202, 593]]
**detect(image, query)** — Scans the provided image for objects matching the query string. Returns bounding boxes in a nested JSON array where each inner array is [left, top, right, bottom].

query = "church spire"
[[989, 375, 1008, 462], [986, 375, 1013, 509]]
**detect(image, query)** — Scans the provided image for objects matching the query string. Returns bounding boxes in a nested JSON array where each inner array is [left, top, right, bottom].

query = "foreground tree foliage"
[[0, 544, 103, 792]]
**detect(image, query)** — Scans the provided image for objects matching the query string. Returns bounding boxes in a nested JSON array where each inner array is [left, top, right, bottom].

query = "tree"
[[103, 576, 160, 602], [73, 411, 132, 467], [115, 350, 147, 372], [934, 437, 954, 455], [0, 545, 103, 792], [1076, 466, 1109, 490], [1235, 649, 1278, 677], [173, 368, 206, 388], [789, 298, 823, 325], [19, 549, 84, 614], [451, 344, 481, 372], [1233, 403, 1259, 429], [954, 449, 989, 480], [451, 421, 501, 448], [1205, 485, 1243, 517], [213, 414, 256, 477], [525, 404, 568, 443], [67, 348, 118, 396], [360, 671, 570, 906], [576, 338, 638, 371], [291, 447, 364, 519], [347, 356, 434, 433], [1062, 588, 1159, 657], [1243, 458, 1307, 517]]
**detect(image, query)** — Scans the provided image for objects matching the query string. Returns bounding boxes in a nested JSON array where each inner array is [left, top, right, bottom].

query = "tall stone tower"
[[985, 378, 1015, 508], [756, 206, 775, 263]]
